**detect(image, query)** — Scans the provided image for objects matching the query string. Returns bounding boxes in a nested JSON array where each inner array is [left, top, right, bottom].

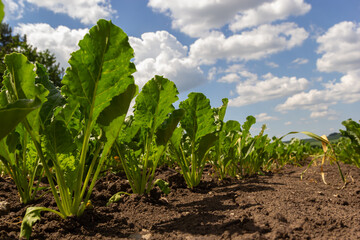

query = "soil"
[[1, 161, 360, 240]]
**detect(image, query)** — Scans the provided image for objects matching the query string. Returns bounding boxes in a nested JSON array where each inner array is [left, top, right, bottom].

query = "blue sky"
[[3, 0, 360, 139]]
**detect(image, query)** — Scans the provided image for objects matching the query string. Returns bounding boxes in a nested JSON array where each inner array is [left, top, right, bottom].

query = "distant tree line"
[[0, 22, 64, 87]]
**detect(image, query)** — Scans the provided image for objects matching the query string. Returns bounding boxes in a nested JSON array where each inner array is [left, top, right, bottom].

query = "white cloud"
[[276, 21, 360, 119], [292, 58, 308, 65], [207, 67, 217, 80], [129, 31, 206, 91], [276, 71, 360, 118], [148, 0, 269, 38], [229, 0, 311, 31], [3, 0, 24, 20], [25, 0, 115, 25], [224, 64, 245, 73], [255, 113, 278, 122], [148, 0, 311, 38], [310, 109, 338, 120], [189, 23, 308, 65], [14, 23, 88, 68], [317, 21, 360, 74], [218, 73, 240, 83], [228, 72, 309, 106], [285, 121, 292, 125], [266, 61, 279, 68]]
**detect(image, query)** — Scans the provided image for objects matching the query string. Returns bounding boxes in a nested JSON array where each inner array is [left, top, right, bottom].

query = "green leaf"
[[20, 207, 64, 239], [179, 92, 217, 143], [242, 115, 256, 134], [281, 131, 329, 145], [133, 75, 178, 131], [221, 120, 241, 150], [156, 109, 184, 147], [20, 207, 43, 239], [3, 53, 48, 102], [197, 133, 217, 163], [3, 53, 49, 142], [0, 98, 41, 141], [0, 0, 4, 23], [36, 63, 66, 126], [44, 120, 75, 156], [107, 192, 131, 206], [341, 119, 360, 154], [61, 19, 136, 127], [214, 98, 228, 126], [154, 179, 170, 195], [97, 83, 137, 157], [95, 83, 137, 163]]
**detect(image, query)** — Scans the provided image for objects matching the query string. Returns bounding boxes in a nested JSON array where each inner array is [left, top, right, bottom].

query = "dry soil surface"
[[1, 162, 360, 239]]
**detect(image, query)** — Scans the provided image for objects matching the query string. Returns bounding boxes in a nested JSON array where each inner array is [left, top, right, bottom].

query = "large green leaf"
[[3, 53, 48, 102], [44, 120, 75, 156], [3, 53, 49, 141], [61, 19, 136, 128], [0, 98, 41, 141], [133, 75, 178, 131], [98, 83, 137, 150], [0, 0, 4, 23], [179, 92, 217, 143]]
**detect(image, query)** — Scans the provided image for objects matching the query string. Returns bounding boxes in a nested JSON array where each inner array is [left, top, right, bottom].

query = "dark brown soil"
[[1, 161, 360, 240]]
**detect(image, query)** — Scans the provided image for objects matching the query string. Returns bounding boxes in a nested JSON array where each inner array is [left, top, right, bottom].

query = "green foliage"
[[114, 75, 183, 194], [211, 119, 241, 179], [0, 23, 64, 87], [16, 19, 137, 238], [235, 118, 267, 177], [170, 92, 217, 189], [0, 54, 48, 204], [0, 0, 4, 23], [338, 119, 360, 167], [0, 98, 41, 141], [20, 207, 64, 239]]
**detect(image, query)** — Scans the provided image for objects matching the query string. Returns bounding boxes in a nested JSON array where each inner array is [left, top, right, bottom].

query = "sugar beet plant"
[[170, 92, 218, 189], [337, 119, 360, 168], [1, 20, 138, 239], [112, 75, 184, 196], [0, 56, 49, 205]]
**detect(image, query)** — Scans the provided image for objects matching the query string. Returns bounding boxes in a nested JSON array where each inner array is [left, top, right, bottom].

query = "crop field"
[[0, 9, 360, 240]]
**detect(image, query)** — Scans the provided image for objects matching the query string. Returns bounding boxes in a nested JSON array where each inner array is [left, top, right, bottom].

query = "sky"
[[3, 0, 360, 140]]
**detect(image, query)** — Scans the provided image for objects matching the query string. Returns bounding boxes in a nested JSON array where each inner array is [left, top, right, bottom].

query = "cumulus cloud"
[[25, 0, 115, 25], [255, 113, 278, 122], [229, 0, 311, 31], [148, 0, 311, 38], [316, 21, 360, 74], [148, 0, 267, 38], [276, 71, 360, 118], [218, 73, 241, 83], [14, 23, 88, 68], [3, 0, 25, 20], [292, 58, 308, 65], [129, 31, 206, 91], [276, 21, 360, 119], [189, 23, 308, 65], [225, 71, 308, 106]]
